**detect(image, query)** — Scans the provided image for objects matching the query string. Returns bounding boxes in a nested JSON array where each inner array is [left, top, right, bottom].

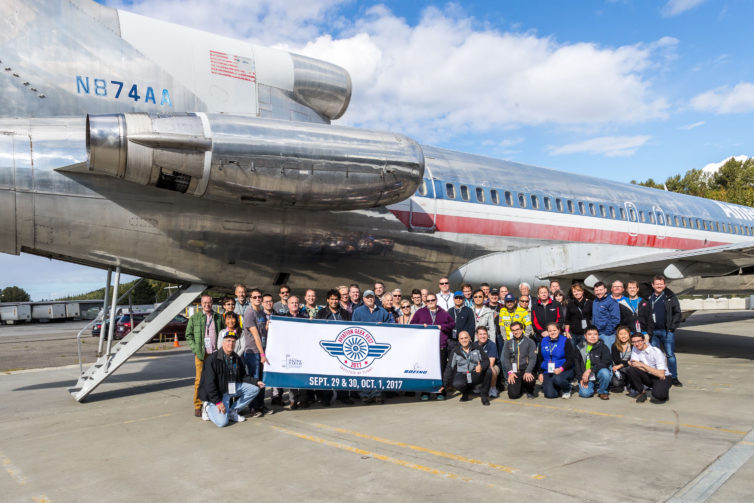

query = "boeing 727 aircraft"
[[2, 1, 754, 399]]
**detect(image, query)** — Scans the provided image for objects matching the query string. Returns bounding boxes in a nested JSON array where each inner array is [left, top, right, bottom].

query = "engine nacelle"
[[86, 113, 424, 209]]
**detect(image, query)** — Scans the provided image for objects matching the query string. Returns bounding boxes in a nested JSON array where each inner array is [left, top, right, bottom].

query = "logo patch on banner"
[[320, 326, 391, 371]]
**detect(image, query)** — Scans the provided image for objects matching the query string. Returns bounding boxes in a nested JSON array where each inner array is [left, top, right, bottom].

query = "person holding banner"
[[282, 296, 315, 409], [411, 294, 455, 401], [441, 331, 491, 405], [198, 331, 263, 427], [353, 290, 393, 404]]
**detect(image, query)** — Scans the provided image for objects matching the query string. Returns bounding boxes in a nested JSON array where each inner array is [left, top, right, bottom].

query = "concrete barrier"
[[680, 297, 751, 310]]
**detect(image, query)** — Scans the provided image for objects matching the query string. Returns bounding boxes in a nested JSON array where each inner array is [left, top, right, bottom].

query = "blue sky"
[[3, 0, 754, 300]]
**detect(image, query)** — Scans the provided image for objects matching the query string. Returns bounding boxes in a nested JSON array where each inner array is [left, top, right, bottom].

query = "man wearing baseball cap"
[[198, 330, 264, 427], [448, 290, 474, 350], [499, 293, 532, 342]]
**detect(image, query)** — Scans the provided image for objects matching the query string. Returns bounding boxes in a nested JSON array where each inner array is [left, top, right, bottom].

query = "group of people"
[[186, 275, 682, 427]]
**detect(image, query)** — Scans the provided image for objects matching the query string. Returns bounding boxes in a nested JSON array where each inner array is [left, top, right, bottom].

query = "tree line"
[[631, 157, 754, 207]]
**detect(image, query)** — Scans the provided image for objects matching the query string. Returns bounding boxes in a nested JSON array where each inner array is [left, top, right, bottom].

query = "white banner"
[[263, 316, 442, 392]]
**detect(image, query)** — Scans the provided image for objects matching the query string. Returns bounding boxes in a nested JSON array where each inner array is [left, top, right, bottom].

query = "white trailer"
[[0, 304, 32, 324], [65, 302, 81, 319], [32, 303, 66, 321]]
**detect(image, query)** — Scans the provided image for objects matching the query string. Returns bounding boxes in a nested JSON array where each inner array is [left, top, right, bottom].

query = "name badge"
[[581, 319, 587, 329], [548, 362, 556, 373], [512, 362, 518, 373], [652, 313, 656, 323], [204, 336, 211, 348], [228, 381, 237, 395], [466, 372, 472, 383]]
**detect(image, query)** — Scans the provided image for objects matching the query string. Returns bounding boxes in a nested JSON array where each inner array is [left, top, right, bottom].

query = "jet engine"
[[86, 113, 424, 209]]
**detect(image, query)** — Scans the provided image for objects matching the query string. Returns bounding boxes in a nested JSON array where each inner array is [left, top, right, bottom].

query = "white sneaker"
[[228, 411, 246, 422], [562, 391, 572, 399], [201, 402, 209, 421]]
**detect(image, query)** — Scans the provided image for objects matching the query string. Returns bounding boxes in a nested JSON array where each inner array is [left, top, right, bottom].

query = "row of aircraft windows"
[[416, 180, 754, 236]]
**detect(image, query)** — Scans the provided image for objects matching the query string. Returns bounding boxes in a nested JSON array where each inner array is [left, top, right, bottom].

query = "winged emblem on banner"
[[319, 329, 391, 370]]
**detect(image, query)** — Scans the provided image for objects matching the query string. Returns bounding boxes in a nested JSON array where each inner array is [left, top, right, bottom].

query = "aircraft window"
[[639, 211, 646, 223], [628, 207, 637, 222], [418, 180, 428, 196], [682, 217, 687, 227], [599, 205, 606, 217], [475, 187, 485, 203], [531, 195, 540, 209], [657, 213, 665, 225], [490, 189, 499, 205], [460, 185, 470, 201], [518, 193, 527, 208], [505, 191, 513, 206], [609, 207, 616, 219], [578, 202, 586, 215], [620, 207, 626, 220], [649, 213, 655, 224], [544, 197, 552, 211], [445, 183, 456, 199], [695, 218, 701, 229], [567, 200, 575, 213], [733, 224, 739, 234], [589, 203, 596, 216], [674, 216, 680, 226], [715, 222, 720, 231], [556, 198, 564, 212]]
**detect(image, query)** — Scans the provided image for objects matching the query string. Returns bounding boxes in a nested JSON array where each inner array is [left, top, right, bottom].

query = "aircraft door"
[[653, 205, 667, 239], [409, 165, 436, 232], [625, 202, 639, 237]]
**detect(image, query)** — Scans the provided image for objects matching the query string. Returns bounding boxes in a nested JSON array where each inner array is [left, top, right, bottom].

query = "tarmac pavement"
[[1, 310, 753, 502]]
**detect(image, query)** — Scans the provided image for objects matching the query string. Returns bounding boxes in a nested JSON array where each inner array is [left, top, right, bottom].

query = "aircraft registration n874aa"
[[2, 0, 754, 295]]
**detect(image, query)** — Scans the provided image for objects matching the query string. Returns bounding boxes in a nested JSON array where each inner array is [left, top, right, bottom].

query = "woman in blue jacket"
[[538, 322, 576, 399]]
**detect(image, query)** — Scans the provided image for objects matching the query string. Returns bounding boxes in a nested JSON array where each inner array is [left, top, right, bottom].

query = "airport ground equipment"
[[31, 303, 66, 321], [69, 282, 206, 402], [0, 304, 32, 323]]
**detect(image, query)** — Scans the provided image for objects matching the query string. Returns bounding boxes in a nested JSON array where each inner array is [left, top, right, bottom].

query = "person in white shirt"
[[625, 332, 671, 403], [436, 277, 454, 311]]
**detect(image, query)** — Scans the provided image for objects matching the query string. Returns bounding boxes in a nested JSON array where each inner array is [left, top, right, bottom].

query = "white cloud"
[[662, 0, 706, 17], [690, 83, 754, 114], [548, 135, 651, 157], [701, 155, 750, 175], [108, 2, 671, 143], [678, 120, 705, 130]]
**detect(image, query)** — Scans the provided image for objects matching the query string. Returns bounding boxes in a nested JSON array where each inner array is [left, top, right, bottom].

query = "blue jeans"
[[206, 382, 260, 427], [651, 330, 677, 378], [599, 333, 615, 348], [242, 352, 264, 409], [578, 368, 612, 397], [542, 369, 574, 398]]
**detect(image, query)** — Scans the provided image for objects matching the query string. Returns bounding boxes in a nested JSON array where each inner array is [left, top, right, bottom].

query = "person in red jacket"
[[531, 285, 562, 344]]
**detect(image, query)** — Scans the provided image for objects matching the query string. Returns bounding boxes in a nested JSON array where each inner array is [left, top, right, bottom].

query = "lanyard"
[[514, 338, 521, 369], [462, 348, 472, 371], [474, 307, 483, 322], [223, 354, 238, 379], [651, 292, 664, 310], [430, 310, 437, 323], [330, 310, 341, 321], [546, 338, 559, 362]]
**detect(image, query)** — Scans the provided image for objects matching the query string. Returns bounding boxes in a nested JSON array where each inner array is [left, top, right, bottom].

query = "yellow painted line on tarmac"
[[742, 441, 754, 446], [496, 399, 746, 436], [122, 413, 172, 424], [32, 496, 51, 503], [271, 425, 471, 483], [311, 422, 545, 480], [1, 450, 27, 485]]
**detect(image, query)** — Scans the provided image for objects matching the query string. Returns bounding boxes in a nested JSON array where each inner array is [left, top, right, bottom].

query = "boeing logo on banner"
[[320, 326, 391, 371]]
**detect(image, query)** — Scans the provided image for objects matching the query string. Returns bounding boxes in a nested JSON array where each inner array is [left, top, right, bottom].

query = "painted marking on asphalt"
[[666, 428, 754, 502], [311, 422, 545, 480], [0, 450, 27, 485], [271, 425, 471, 482], [32, 496, 51, 503], [496, 399, 746, 436]]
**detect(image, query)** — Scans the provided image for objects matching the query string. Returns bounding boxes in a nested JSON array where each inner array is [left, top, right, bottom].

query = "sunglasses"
[[519, 299, 529, 303], [250, 295, 261, 299], [280, 291, 290, 295], [401, 305, 411, 309], [473, 295, 484, 298], [426, 298, 437, 302], [439, 281, 449, 285]]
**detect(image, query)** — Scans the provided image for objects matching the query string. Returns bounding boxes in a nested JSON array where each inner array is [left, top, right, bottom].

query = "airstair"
[[69, 282, 206, 402]]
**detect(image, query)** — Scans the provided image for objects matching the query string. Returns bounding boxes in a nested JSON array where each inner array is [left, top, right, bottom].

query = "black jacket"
[[617, 298, 653, 334], [564, 298, 592, 336], [532, 299, 562, 336], [447, 305, 475, 340], [611, 342, 632, 368], [574, 338, 612, 377], [442, 342, 490, 386], [315, 306, 351, 321], [198, 349, 247, 404], [647, 288, 682, 334]]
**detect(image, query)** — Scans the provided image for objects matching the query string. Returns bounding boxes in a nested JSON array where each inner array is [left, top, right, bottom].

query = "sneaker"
[[481, 396, 490, 406], [636, 392, 647, 403], [671, 378, 683, 387], [627, 389, 639, 398], [194, 407, 203, 418], [259, 406, 274, 416], [201, 402, 210, 421], [489, 387, 499, 398], [459, 393, 471, 402], [435, 394, 446, 401], [561, 391, 571, 399], [421, 393, 430, 401], [526, 393, 536, 400], [598, 394, 609, 400], [228, 411, 246, 422], [251, 409, 264, 418]]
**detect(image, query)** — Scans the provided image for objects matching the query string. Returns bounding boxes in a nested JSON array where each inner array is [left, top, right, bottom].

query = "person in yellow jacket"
[[499, 294, 532, 342]]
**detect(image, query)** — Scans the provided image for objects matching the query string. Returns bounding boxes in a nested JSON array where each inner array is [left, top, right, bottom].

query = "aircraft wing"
[[542, 241, 754, 281]]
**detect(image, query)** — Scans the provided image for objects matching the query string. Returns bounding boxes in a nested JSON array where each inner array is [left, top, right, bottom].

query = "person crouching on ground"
[[626, 332, 672, 404], [538, 322, 576, 399], [574, 325, 613, 400], [198, 331, 264, 427], [441, 330, 491, 406]]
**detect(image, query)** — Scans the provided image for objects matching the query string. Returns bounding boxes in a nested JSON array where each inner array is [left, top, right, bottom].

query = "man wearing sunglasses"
[[241, 288, 272, 417], [273, 285, 291, 315], [436, 277, 453, 311]]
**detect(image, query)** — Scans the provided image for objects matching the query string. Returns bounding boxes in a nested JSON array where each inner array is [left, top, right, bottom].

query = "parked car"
[[114, 313, 188, 341], [91, 320, 110, 338]]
